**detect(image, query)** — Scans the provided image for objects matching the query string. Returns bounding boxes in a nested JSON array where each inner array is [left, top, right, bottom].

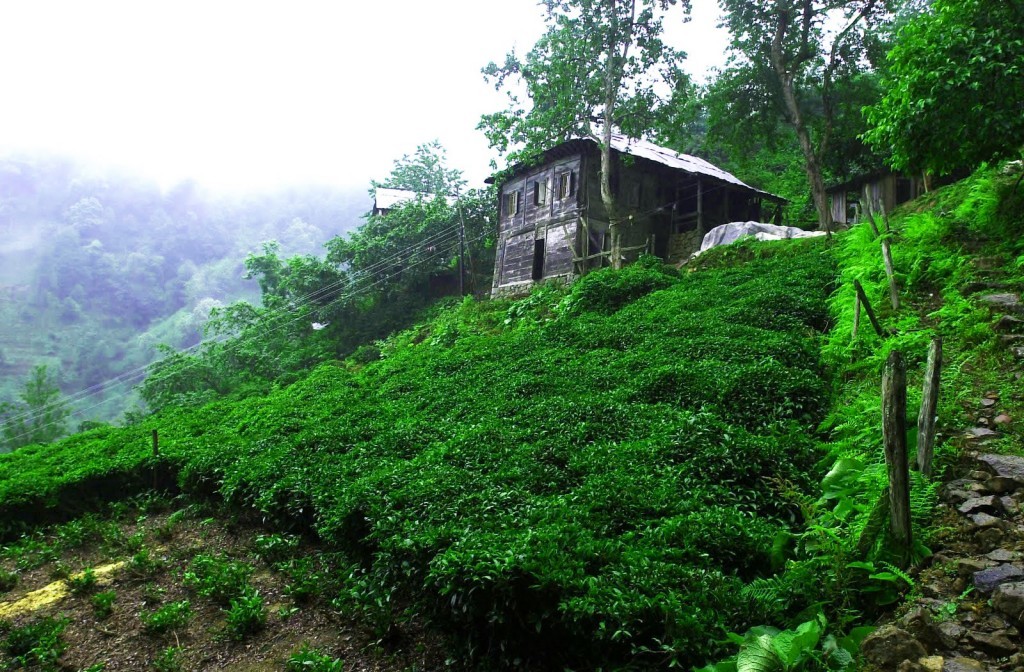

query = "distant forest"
[[0, 155, 367, 425]]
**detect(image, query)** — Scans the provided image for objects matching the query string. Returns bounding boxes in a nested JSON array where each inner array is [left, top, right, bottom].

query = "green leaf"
[[737, 634, 783, 672]]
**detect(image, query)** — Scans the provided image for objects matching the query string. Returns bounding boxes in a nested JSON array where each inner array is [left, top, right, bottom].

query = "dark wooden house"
[[490, 134, 784, 297]]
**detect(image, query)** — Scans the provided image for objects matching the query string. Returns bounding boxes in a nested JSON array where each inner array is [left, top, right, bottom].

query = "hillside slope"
[[1, 242, 836, 668]]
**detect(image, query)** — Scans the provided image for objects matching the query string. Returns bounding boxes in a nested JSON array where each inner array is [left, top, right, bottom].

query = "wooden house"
[[489, 134, 784, 297], [827, 171, 926, 226]]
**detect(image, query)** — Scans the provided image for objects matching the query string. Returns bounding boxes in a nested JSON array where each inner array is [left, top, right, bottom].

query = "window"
[[504, 190, 520, 217], [558, 171, 575, 200], [533, 179, 548, 206]]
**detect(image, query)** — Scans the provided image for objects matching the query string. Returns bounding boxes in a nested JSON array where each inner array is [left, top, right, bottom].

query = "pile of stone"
[[861, 453, 1024, 672]]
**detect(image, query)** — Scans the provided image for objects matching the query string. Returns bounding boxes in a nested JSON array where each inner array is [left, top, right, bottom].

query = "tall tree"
[[480, 0, 688, 268], [718, 0, 894, 235], [865, 0, 1024, 176], [0, 365, 69, 451], [371, 139, 466, 196]]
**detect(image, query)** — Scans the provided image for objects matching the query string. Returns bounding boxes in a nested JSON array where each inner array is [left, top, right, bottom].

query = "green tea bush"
[[224, 589, 266, 640], [183, 554, 253, 606], [141, 600, 192, 634], [0, 568, 16, 593], [91, 590, 116, 619], [0, 616, 68, 670], [0, 237, 838, 668], [286, 644, 344, 672]]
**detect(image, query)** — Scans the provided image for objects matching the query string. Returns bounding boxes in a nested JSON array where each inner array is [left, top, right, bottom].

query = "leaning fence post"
[[882, 350, 912, 567], [916, 337, 943, 478], [853, 280, 885, 338], [852, 292, 862, 340]]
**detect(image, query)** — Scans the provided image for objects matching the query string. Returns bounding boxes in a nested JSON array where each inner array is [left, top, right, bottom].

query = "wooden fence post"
[[883, 350, 912, 567], [916, 337, 943, 478], [862, 187, 900, 311], [852, 292, 861, 340], [853, 280, 885, 338]]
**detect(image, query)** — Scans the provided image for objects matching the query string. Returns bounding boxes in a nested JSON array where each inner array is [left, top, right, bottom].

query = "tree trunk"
[[769, 14, 833, 238], [882, 350, 912, 568]]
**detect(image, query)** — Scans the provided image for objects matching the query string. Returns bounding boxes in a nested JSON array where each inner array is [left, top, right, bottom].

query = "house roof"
[[373, 188, 421, 211], [373, 187, 458, 212], [491, 134, 784, 202]]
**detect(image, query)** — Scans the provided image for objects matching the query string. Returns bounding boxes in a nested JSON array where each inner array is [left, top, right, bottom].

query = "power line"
[[0, 226, 486, 446]]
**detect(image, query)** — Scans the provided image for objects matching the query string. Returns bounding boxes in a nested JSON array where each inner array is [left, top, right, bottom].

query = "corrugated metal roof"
[[496, 134, 782, 201], [606, 134, 778, 199], [373, 188, 458, 211]]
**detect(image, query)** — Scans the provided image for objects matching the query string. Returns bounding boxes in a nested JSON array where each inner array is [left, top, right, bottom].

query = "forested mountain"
[[0, 155, 367, 427]]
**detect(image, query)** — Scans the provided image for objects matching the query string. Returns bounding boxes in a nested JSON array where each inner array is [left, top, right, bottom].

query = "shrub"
[[151, 646, 183, 672], [224, 589, 266, 640], [141, 600, 192, 634], [67, 567, 97, 595], [91, 590, 116, 619], [1, 616, 69, 670], [183, 554, 253, 606], [286, 644, 344, 672], [0, 568, 16, 593]]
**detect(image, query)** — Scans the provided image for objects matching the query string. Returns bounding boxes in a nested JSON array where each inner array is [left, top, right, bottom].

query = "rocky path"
[[860, 261, 1024, 672]]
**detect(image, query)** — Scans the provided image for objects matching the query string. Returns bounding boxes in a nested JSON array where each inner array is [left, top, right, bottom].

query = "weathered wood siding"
[[493, 154, 583, 294]]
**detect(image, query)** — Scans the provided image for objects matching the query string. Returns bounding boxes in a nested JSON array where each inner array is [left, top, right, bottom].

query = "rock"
[[959, 496, 1003, 515], [942, 657, 989, 672], [968, 512, 1003, 529], [994, 413, 1012, 425], [966, 630, 1017, 656], [978, 453, 1024, 480], [920, 657, 945, 672], [985, 548, 1018, 563], [986, 476, 1019, 494], [993, 581, 1024, 624], [974, 564, 1024, 593], [966, 427, 1000, 440], [978, 293, 1023, 315], [958, 557, 995, 578], [963, 281, 1018, 296], [976, 527, 1005, 552], [1012, 345, 1024, 359], [980, 398, 997, 408], [899, 660, 926, 672], [945, 489, 979, 506], [861, 625, 928, 669], [934, 621, 966, 648], [994, 315, 1024, 333], [1002, 496, 1021, 516]]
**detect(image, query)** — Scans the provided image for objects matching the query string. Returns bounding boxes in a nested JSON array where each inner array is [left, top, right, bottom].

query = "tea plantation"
[[0, 241, 837, 667]]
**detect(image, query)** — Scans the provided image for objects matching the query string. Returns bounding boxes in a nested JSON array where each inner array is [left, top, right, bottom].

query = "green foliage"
[[223, 589, 267, 640], [0, 568, 16, 594], [91, 590, 116, 619], [183, 554, 253, 607], [67, 567, 97, 595], [279, 557, 321, 604], [0, 365, 69, 452], [865, 0, 1024, 175], [286, 644, 344, 672], [558, 254, 678, 315], [141, 600, 192, 635], [0, 616, 69, 670], [151, 646, 184, 672], [0, 237, 836, 668], [253, 533, 300, 565]]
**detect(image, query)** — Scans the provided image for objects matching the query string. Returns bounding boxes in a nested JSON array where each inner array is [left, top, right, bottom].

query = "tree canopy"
[[865, 0, 1024, 176]]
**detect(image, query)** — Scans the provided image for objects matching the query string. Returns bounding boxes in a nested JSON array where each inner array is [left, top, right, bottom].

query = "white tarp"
[[698, 221, 825, 254]]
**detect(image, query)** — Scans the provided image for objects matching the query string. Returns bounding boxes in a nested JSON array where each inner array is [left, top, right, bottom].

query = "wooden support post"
[[916, 336, 943, 478], [853, 280, 885, 337], [152, 429, 159, 491], [863, 188, 900, 311], [852, 292, 861, 340], [883, 350, 913, 567]]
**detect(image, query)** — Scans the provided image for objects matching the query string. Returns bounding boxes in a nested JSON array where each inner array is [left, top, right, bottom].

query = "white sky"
[[0, 0, 730, 193]]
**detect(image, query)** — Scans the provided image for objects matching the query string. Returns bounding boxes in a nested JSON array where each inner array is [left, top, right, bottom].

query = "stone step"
[[994, 315, 1024, 334], [962, 281, 1023, 296], [977, 293, 1024, 316]]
